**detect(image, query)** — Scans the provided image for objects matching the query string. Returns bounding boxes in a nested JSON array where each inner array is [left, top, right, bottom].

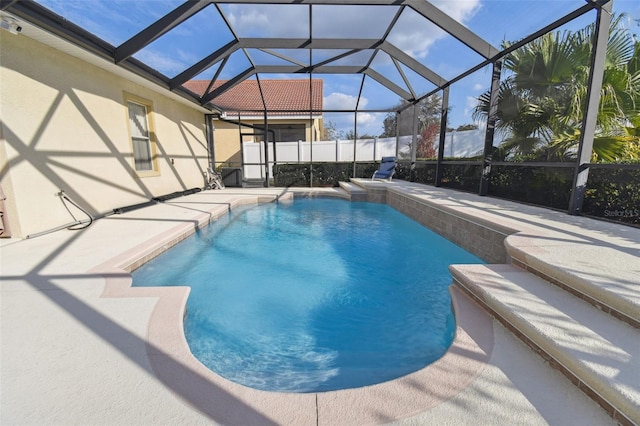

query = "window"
[[269, 124, 305, 142], [126, 99, 155, 172]]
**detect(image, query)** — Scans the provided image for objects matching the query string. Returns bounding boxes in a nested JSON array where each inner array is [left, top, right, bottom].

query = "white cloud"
[[227, 5, 398, 39], [432, 0, 482, 23], [356, 112, 377, 125], [311, 5, 396, 39], [324, 93, 368, 110], [135, 50, 188, 76], [473, 83, 486, 91], [387, 0, 482, 59], [225, 4, 308, 38], [464, 95, 479, 118], [228, 7, 269, 29], [355, 112, 386, 137], [323, 110, 386, 138], [38, 0, 179, 44]]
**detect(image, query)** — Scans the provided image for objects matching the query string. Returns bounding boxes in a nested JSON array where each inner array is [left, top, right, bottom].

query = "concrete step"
[[242, 179, 266, 188], [504, 234, 640, 329], [450, 263, 640, 426], [338, 181, 367, 201]]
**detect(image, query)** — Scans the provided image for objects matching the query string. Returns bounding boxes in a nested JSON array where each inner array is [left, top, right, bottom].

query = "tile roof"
[[183, 79, 323, 116]]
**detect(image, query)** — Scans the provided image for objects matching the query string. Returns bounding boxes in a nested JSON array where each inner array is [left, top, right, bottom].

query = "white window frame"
[[125, 96, 159, 176]]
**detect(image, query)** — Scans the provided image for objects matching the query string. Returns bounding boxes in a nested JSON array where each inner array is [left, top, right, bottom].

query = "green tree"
[[380, 95, 444, 159], [380, 94, 443, 137], [321, 120, 342, 140], [380, 114, 397, 138], [474, 15, 640, 162], [456, 123, 479, 131], [345, 130, 376, 140]]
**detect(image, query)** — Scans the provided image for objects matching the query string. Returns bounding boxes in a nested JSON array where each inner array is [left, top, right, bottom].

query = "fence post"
[[373, 138, 378, 161], [297, 140, 302, 163]]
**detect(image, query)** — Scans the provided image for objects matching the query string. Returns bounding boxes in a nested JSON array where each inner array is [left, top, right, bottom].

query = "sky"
[[35, 0, 640, 137]]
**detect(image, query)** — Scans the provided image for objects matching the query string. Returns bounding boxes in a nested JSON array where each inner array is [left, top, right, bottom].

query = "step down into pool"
[[242, 179, 266, 188], [338, 181, 368, 201], [341, 179, 638, 424], [450, 263, 640, 425]]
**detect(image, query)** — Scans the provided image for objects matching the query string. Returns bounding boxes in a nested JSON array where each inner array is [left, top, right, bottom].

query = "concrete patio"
[[1, 182, 638, 425]]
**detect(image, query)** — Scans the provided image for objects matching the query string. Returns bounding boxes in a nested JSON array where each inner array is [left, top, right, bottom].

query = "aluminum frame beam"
[[258, 48, 308, 67], [0, 0, 209, 109], [379, 41, 446, 87], [172, 41, 445, 103], [1, 0, 113, 58], [198, 64, 414, 103], [201, 67, 255, 104], [170, 40, 239, 89], [3, 1, 448, 110], [4, 0, 609, 123], [205, 0, 498, 58], [405, 0, 498, 59], [209, 0, 407, 5], [115, 0, 211, 63], [363, 69, 413, 101], [397, 0, 606, 114]]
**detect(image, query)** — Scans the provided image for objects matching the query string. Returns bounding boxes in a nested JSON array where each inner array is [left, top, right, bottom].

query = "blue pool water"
[[133, 198, 483, 392]]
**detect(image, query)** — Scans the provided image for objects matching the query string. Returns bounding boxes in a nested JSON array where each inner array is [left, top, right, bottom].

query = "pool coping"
[[90, 190, 495, 425], [352, 179, 640, 328]]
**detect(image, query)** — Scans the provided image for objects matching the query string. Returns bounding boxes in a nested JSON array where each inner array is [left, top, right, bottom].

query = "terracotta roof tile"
[[183, 79, 323, 116]]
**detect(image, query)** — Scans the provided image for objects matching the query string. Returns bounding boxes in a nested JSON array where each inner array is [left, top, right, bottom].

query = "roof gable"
[[184, 79, 323, 116]]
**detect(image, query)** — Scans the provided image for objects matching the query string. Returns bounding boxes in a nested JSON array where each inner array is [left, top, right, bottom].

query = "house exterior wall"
[[0, 32, 209, 238], [213, 117, 323, 168]]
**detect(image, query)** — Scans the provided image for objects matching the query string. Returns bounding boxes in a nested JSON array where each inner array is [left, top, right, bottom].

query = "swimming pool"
[[133, 198, 483, 392]]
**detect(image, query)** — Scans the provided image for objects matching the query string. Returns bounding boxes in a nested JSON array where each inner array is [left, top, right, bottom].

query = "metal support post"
[[568, 1, 611, 215], [205, 114, 216, 171], [395, 111, 400, 158], [352, 111, 358, 178], [410, 103, 418, 181], [479, 60, 502, 196], [435, 87, 449, 186], [263, 111, 270, 187]]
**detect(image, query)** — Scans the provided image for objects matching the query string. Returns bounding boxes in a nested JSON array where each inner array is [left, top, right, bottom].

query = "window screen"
[[270, 124, 305, 142]]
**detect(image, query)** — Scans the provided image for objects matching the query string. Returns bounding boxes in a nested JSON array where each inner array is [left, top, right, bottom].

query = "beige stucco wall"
[[213, 117, 323, 167], [0, 32, 209, 238]]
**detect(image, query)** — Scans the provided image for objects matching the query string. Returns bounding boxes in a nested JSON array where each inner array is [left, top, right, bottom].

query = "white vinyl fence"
[[242, 130, 489, 179], [243, 136, 407, 180]]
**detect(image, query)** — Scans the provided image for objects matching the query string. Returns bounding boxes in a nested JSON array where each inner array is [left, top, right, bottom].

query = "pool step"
[[505, 236, 640, 329], [450, 263, 640, 425], [338, 181, 368, 201]]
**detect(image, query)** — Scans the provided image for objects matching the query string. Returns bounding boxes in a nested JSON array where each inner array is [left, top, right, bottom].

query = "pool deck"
[[1, 182, 638, 425]]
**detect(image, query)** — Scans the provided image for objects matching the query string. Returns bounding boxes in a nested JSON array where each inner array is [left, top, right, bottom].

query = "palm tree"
[[474, 14, 640, 162]]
